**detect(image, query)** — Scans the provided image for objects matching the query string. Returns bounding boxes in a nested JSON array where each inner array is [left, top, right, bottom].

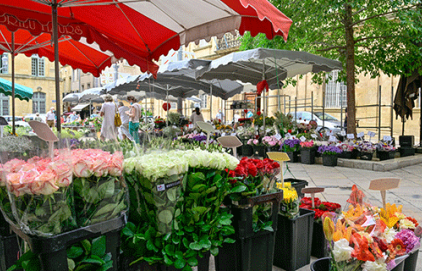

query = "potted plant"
[[262, 135, 282, 152], [281, 138, 301, 162], [376, 142, 396, 161], [317, 145, 342, 166], [357, 141, 375, 160], [300, 140, 316, 164], [338, 143, 358, 159], [248, 138, 267, 157]]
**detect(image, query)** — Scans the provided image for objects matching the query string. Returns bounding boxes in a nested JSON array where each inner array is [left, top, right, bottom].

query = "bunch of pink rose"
[[1, 151, 76, 236], [262, 135, 283, 147], [71, 149, 128, 227], [247, 139, 261, 146]]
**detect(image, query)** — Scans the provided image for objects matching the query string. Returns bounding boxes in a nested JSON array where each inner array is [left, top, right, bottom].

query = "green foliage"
[[7, 236, 112, 271], [122, 168, 235, 270], [240, 0, 422, 80]]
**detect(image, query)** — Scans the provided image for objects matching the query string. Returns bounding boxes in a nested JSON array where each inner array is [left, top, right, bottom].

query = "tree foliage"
[[240, 0, 422, 134]]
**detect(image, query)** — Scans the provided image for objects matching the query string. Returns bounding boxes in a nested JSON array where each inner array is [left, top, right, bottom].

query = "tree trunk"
[[344, 3, 356, 135]]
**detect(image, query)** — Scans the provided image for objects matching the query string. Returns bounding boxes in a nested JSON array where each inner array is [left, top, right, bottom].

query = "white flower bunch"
[[124, 150, 239, 180]]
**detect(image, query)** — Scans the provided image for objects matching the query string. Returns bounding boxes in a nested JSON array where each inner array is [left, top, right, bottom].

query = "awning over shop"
[[71, 103, 90, 112]]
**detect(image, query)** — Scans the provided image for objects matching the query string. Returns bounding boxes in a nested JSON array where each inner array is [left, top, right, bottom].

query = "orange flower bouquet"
[[322, 186, 421, 270]]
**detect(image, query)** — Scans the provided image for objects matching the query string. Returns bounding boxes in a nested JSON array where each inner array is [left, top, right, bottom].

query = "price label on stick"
[[340, 130, 346, 136], [368, 131, 376, 138], [231, 133, 236, 136], [311, 134, 318, 139], [266, 128, 272, 133], [221, 133, 226, 136], [329, 135, 337, 142], [189, 124, 193, 129], [347, 134, 355, 139], [285, 133, 292, 139], [274, 134, 282, 140], [300, 136, 306, 142], [383, 135, 392, 142], [357, 132, 365, 138]]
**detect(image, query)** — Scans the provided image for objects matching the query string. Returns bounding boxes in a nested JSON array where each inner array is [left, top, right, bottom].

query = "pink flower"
[[108, 152, 123, 177], [253, 139, 259, 145], [50, 161, 72, 187], [3, 159, 26, 173], [33, 168, 59, 195]]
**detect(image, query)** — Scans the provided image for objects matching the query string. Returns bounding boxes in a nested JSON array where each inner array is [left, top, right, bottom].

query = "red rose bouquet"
[[300, 196, 341, 222]]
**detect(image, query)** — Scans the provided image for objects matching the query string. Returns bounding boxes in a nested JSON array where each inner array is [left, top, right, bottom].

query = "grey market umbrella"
[[197, 48, 343, 129], [197, 48, 343, 87], [63, 93, 82, 103], [78, 87, 104, 116]]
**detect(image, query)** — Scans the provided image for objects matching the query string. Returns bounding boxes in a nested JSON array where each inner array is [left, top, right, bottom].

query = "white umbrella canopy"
[[63, 93, 82, 103], [197, 48, 343, 87], [79, 87, 104, 103]]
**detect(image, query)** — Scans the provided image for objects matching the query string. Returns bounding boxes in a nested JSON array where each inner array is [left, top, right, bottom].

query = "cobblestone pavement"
[[207, 162, 422, 271]]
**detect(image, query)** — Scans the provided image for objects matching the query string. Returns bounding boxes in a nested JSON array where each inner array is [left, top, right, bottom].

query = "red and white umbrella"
[[0, 0, 292, 132], [0, 0, 292, 66]]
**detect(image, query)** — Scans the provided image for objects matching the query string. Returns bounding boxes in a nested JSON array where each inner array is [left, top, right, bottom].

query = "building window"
[[87, 83, 91, 89], [0, 93, 9, 115], [31, 55, 45, 77], [94, 77, 100, 88], [325, 70, 347, 108], [33, 92, 46, 113], [200, 94, 208, 108], [81, 84, 85, 91], [1, 53, 8, 74]]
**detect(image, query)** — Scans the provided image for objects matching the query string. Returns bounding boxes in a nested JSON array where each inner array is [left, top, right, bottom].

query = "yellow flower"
[[379, 203, 403, 229], [280, 187, 297, 203], [323, 216, 335, 241]]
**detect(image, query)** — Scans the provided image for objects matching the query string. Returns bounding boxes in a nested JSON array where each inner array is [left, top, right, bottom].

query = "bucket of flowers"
[[357, 141, 375, 160], [376, 142, 396, 161], [317, 145, 343, 167], [316, 193, 421, 271], [154, 117, 166, 129], [281, 138, 301, 162], [300, 140, 316, 164], [338, 142, 358, 159], [262, 135, 282, 152], [247, 138, 266, 157], [300, 196, 341, 258]]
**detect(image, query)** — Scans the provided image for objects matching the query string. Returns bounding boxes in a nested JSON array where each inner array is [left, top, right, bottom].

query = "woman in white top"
[[100, 95, 116, 140], [190, 107, 204, 126]]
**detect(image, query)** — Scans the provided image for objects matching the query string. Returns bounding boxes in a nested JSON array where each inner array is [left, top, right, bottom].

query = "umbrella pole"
[[11, 32, 15, 135], [166, 85, 169, 127], [210, 84, 213, 121], [52, 2, 61, 133], [89, 98, 92, 117], [262, 60, 266, 135]]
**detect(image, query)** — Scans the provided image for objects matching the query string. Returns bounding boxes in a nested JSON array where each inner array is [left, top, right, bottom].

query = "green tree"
[[241, 0, 422, 134]]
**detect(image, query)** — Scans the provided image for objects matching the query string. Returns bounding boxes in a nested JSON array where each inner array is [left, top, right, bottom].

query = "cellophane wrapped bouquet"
[[322, 185, 421, 270], [72, 141, 128, 227], [277, 182, 299, 219], [1, 138, 76, 237]]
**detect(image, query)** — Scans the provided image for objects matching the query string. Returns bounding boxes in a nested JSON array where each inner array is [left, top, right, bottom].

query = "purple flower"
[[193, 135, 207, 142], [395, 229, 420, 253], [317, 145, 343, 155], [280, 139, 300, 152]]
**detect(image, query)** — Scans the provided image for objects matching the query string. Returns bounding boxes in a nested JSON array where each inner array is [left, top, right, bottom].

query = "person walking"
[[100, 94, 117, 140], [118, 101, 131, 140], [46, 107, 55, 128], [34, 113, 43, 122], [190, 107, 205, 126], [125, 96, 141, 143]]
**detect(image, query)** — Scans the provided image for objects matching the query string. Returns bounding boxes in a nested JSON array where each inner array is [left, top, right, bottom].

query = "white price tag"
[[300, 136, 306, 142], [231, 133, 236, 136], [193, 130, 197, 135], [383, 135, 392, 141], [340, 130, 346, 136], [274, 134, 282, 140], [157, 184, 165, 192], [329, 135, 337, 142], [368, 131, 376, 138], [347, 134, 355, 139], [285, 133, 292, 139], [189, 124, 193, 129], [357, 132, 364, 138], [311, 134, 318, 139], [266, 128, 271, 133], [326, 130, 333, 136], [200, 132, 205, 136], [221, 133, 226, 136]]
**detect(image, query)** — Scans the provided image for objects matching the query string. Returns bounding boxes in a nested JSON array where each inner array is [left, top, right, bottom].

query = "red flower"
[[373, 237, 388, 252], [257, 111, 261, 116], [391, 239, 406, 256], [288, 129, 292, 133], [228, 170, 236, 178]]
